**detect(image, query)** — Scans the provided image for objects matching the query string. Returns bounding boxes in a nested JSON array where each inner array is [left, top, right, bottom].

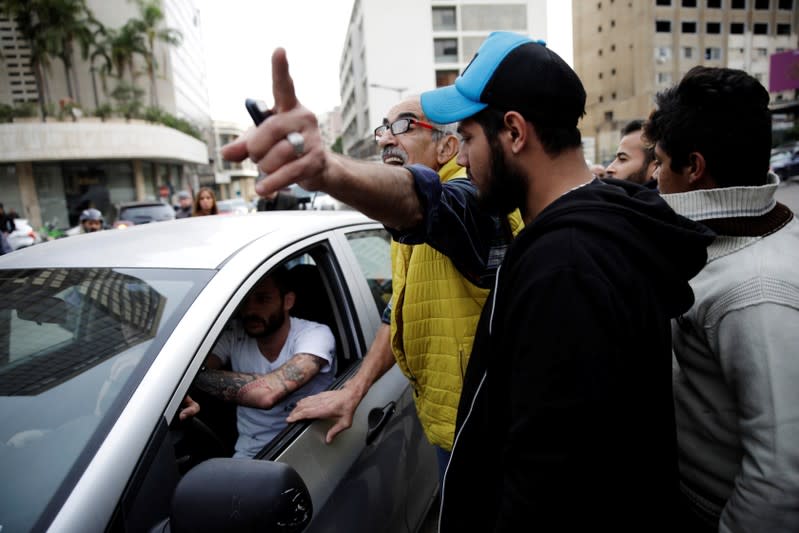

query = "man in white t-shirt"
[[192, 266, 336, 457]]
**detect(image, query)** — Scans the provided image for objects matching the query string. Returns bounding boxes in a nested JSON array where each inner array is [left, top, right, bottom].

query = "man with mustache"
[[192, 266, 336, 458], [289, 96, 521, 482], [222, 32, 713, 530]]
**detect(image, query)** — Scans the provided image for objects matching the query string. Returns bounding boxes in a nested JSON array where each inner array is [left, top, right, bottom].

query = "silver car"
[[0, 212, 437, 532]]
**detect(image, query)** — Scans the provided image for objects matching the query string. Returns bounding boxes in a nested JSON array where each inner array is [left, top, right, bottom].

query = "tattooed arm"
[[193, 353, 327, 409]]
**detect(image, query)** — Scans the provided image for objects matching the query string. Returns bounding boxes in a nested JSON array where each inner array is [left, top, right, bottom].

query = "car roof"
[[118, 200, 173, 208], [0, 211, 372, 269]]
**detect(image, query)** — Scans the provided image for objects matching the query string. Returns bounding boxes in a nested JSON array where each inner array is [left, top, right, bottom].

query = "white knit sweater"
[[663, 174, 799, 532]]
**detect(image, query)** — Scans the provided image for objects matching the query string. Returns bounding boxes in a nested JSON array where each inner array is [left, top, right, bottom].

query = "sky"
[[196, 0, 573, 126]]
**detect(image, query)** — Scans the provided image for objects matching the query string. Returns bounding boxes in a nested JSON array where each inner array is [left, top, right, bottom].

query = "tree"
[[111, 82, 144, 120], [131, 0, 182, 107], [88, 24, 114, 109], [0, 0, 56, 119], [106, 21, 147, 85], [47, 0, 96, 106]]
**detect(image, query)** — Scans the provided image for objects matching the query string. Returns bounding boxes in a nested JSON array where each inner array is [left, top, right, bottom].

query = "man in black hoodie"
[[222, 32, 714, 531]]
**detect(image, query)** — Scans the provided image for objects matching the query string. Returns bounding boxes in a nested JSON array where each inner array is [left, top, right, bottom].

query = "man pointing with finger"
[[286, 96, 522, 484], [222, 33, 714, 531]]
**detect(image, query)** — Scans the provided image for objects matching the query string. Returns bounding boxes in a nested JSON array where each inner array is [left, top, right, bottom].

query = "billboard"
[[770, 49, 799, 93]]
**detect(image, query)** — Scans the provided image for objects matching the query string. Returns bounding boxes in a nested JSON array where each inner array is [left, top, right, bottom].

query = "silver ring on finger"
[[286, 131, 305, 158]]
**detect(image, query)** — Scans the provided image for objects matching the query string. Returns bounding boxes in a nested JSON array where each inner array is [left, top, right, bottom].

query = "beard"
[[626, 164, 649, 185], [241, 307, 286, 339], [475, 138, 527, 216]]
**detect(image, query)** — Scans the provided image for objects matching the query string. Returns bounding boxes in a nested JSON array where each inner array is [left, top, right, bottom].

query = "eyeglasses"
[[374, 118, 438, 141]]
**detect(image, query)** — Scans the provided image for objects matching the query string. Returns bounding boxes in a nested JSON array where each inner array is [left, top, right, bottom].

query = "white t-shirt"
[[212, 316, 336, 457]]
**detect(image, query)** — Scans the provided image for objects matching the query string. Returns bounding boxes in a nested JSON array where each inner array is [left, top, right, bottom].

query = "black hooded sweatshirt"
[[438, 178, 715, 532]]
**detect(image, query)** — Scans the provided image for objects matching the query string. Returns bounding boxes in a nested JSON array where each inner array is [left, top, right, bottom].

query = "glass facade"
[[432, 6, 457, 31], [0, 165, 23, 218], [3, 160, 186, 230]]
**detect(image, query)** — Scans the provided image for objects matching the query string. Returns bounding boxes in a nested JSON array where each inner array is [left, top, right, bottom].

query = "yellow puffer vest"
[[390, 157, 523, 450]]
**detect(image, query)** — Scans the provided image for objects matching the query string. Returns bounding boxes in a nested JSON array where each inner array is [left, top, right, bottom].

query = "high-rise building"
[[339, 0, 549, 159], [319, 107, 344, 153], [573, 0, 799, 166], [210, 121, 259, 202], [0, 0, 214, 229]]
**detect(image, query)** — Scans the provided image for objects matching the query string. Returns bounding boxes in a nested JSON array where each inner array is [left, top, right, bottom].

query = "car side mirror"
[[169, 458, 312, 533]]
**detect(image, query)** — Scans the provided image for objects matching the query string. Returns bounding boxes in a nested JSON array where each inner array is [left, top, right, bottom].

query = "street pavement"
[[776, 176, 799, 214]]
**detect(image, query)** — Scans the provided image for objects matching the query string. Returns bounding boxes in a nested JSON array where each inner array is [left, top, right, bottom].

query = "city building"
[[0, 0, 213, 230], [319, 107, 344, 153], [338, 0, 549, 159], [573, 0, 799, 166], [210, 121, 259, 202]]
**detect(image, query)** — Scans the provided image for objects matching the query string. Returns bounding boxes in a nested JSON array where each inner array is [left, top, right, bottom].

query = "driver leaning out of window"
[[185, 266, 336, 458]]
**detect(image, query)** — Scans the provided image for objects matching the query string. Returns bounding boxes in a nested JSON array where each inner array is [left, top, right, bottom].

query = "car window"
[[113, 230, 400, 531], [0, 267, 211, 533], [344, 229, 392, 316], [119, 204, 175, 224]]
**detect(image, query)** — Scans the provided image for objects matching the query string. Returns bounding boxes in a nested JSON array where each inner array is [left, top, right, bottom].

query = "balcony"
[[0, 118, 207, 165]]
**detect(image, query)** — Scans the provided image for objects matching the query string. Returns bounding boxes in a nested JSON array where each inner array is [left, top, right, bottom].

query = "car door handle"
[[366, 401, 396, 445]]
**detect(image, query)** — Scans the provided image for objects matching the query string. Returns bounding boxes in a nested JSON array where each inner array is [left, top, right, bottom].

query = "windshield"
[[217, 199, 248, 213], [0, 267, 212, 532], [119, 204, 176, 224]]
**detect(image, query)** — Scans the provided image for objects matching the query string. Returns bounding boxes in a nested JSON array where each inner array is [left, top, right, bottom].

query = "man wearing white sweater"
[[645, 66, 799, 532]]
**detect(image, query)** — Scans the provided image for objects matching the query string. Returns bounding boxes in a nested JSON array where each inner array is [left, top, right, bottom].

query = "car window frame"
[[106, 222, 389, 532]]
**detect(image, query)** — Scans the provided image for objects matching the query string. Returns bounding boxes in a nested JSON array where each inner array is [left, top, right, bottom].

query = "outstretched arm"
[[220, 48, 423, 231], [287, 323, 395, 443], [193, 352, 326, 409]]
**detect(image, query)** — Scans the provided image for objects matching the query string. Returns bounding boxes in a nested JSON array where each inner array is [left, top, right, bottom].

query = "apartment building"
[[573, 0, 799, 166], [0, 0, 213, 229], [339, 0, 548, 159], [210, 121, 259, 202]]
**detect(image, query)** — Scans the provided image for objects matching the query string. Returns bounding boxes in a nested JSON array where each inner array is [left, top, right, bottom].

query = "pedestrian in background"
[[221, 31, 714, 530], [193, 187, 218, 216], [256, 188, 299, 211], [78, 208, 103, 233], [589, 162, 606, 177], [175, 191, 193, 218], [605, 119, 657, 187], [0, 203, 14, 254], [645, 65, 799, 532]]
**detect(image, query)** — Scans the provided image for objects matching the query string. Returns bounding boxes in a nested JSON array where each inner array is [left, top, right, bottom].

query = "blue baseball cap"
[[421, 31, 586, 126]]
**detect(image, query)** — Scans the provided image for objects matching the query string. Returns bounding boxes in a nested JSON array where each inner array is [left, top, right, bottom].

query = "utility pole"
[[369, 83, 408, 100]]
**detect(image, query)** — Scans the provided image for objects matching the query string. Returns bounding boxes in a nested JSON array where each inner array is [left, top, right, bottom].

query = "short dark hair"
[[621, 119, 644, 137], [644, 66, 771, 187], [268, 265, 292, 297], [621, 119, 655, 169], [473, 106, 583, 156]]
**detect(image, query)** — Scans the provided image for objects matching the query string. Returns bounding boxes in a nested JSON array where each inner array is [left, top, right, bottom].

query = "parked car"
[[6, 218, 41, 250], [311, 191, 351, 211], [771, 147, 799, 181], [216, 198, 252, 215], [114, 201, 176, 228], [288, 184, 350, 211], [0, 212, 437, 533]]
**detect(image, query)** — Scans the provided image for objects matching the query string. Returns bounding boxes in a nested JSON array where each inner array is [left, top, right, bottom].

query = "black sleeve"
[[386, 164, 512, 288]]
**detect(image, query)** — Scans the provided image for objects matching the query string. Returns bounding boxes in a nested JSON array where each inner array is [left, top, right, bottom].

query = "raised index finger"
[[272, 48, 298, 112]]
